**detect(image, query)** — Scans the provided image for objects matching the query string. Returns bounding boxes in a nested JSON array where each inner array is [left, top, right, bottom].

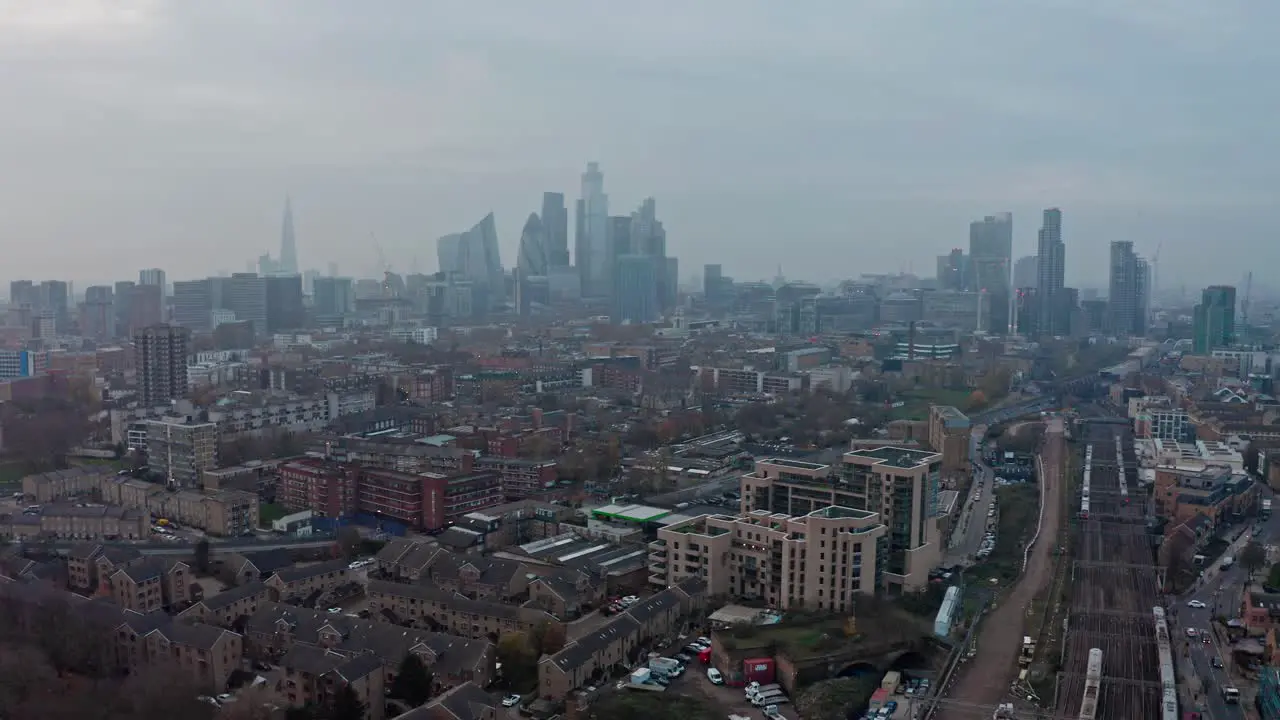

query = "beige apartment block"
[[650, 506, 885, 613], [740, 449, 944, 593]]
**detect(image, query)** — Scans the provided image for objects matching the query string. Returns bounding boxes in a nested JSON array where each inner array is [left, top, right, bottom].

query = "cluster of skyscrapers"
[[438, 162, 680, 324], [937, 208, 1156, 339]]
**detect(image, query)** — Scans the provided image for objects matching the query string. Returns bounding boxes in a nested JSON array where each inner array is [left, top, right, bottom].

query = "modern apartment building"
[[649, 506, 885, 612], [145, 416, 218, 487], [740, 450, 943, 593], [134, 324, 191, 406]]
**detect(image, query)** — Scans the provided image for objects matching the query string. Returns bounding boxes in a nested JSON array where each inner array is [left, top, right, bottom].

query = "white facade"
[[389, 327, 438, 344]]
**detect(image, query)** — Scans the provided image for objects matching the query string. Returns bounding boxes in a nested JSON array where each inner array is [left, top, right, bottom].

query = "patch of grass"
[[0, 462, 28, 483], [259, 502, 289, 526], [890, 388, 973, 421], [969, 483, 1040, 584]]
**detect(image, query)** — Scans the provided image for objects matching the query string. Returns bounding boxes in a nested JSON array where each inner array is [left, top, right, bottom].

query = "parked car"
[[502, 695, 521, 707], [707, 668, 723, 685]]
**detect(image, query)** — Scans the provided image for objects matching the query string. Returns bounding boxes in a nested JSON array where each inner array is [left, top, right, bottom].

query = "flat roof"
[[764, 457, 829, 471], [847, 446, 937, 469], [591, 504, 672, 522]]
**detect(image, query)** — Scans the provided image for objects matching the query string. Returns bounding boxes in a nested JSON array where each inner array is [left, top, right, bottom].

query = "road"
[[1173, 485, 1280, 720], [936, 417, 1064, 719], [944, 426, 995, 566]]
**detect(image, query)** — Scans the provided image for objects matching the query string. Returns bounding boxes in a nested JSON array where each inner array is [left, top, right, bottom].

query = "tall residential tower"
[[1035, 208, 1066, 336]]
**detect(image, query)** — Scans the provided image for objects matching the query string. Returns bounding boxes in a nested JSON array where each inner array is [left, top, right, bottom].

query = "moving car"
[[502, 695, 521, 707], [1212, 657, 1224, 668], [1187, 600, 1207, 609]]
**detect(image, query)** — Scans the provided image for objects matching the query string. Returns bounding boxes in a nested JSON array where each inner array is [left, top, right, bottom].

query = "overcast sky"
[[2, 0, 1277, 292]]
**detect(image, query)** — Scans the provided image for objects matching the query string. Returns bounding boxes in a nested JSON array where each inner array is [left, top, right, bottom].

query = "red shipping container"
[[743, 657, 776, 685]]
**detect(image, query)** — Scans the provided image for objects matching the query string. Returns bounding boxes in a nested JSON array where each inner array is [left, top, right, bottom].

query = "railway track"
[[1054, 424, 1165, 720]]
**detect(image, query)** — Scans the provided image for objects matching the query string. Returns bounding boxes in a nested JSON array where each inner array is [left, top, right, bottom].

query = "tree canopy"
[[389, 653, 434, 707]]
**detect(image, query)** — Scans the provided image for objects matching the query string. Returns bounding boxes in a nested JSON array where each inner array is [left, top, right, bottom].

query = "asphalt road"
[[1173, 485, 1280, 720], [944, 427, 996, 565]]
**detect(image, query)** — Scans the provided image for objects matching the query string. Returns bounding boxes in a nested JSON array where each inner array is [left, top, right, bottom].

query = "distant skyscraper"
[[1035, 208, 1066, 336], [435, 213, 505, 311], [1108, 241, 1146, 337], [614, 255, 659, 324], [172, 279, 216, 331], [219, 273, 267, 336], [517, 213, 548, 277], [575, 162, 609, 297], [937, 249, 967, 291], [134, 324, 190, 406], [139, 268, 167, 301], [279, 196, 298, 275], [969, 213, 1013, 333], [313, 277, 355, 318], [1013, 256, 1038, 290], [541, 192, 570, 267], [265, 275, 304, 331], [327, 262, 339, 277], [81, 285, 115, 339], [1193, 285, 1237, 354]]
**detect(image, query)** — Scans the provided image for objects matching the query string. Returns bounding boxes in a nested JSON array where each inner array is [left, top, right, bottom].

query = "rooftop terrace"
[[846, 446, 937, 469]]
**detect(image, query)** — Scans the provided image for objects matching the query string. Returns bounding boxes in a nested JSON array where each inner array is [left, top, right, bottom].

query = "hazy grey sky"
[[2, 0, 1276, 291]]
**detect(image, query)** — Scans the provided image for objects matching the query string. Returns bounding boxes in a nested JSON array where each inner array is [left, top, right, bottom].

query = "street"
[[944, 426, 995, 565], [1172, 485, 1280, 720]]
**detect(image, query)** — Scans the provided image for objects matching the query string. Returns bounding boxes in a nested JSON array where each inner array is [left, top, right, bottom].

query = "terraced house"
[[178, 580, 272, 627], [265, 558, 352, 604], [245, 602, 495, 691], [537, 578, 706, 700], [366, 580, 561, 639]]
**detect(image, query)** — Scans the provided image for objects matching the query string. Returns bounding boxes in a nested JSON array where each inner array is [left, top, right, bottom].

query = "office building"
[[517, 212, 548, 277], [172, 279, 217, 331], [649, 505, 886, 612], [8, 280, 36, 308], [37, 280, 70, 333], [1035, 208, 1066, 336], [81, 285, 115, 340], [134, 324, 191, 406], [936, 249, 967, 291], [968, 213, 1012, 333], [1012, 255, 1038, 290], [313, 276, 355, 318], [541, 192, 570, 268], [219, 274, 267, 336], [279, 196, 298, 276], [435, 213, 505, 311], [1108, 241, 1147, 336], [264, 275, 304, 331], [574, 162, 609, 297], [1193, 285, 1237, 354], [0, 350, 49, 379], [114, 281, 136, 338], [613, 255, 659, 324], [138, 268, 167, 303], [126, 284, 164, 337]]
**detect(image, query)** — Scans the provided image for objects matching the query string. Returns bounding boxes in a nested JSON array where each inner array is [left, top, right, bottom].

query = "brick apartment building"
[[278, 458, 502, 531]]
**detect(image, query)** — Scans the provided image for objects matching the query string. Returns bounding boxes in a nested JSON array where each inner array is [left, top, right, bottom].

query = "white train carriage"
[[1078, 648, 1103, 720]]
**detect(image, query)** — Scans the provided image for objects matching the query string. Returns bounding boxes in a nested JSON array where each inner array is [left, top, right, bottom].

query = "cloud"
[[1, 0, 1278, 288]]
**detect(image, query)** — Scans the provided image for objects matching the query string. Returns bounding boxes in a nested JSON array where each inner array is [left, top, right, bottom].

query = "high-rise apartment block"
[[968, 213, 1013, 333], [1193, 285, 1237, 354], [145, 416, 217, 487], [738, 448, 943, 593], [139, 268, 167, 302], [81, 285, 115, 340], [134, 324, 191, 406], [172, 279, 217, 331], [1035, 208, 1066, 336], [313, 277, 355, 318], [649, 505, 886, 613], [1108, 241, 1147, 336]]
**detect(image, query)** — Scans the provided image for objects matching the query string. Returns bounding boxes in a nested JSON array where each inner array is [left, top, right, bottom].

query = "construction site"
[[1053, 422, 1172, 720]]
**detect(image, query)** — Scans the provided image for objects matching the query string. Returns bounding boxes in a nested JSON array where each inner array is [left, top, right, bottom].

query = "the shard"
[[279, 196, 298, 275]]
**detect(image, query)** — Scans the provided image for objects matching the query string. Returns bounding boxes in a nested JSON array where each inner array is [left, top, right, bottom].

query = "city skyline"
[[3, 2, 1278, 288]]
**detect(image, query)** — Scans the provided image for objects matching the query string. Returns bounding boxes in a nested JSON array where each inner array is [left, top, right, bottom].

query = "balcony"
[[648, 539, 667, 550], [647, 572, 667, 587], [649, 550, 667, 562]]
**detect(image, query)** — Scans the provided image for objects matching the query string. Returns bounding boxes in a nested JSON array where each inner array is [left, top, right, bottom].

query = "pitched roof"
[[273, 558, 348, 584], [546, 614, 641, 673], [426, 681, 502, 720], [201, 581, 270, 611]]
